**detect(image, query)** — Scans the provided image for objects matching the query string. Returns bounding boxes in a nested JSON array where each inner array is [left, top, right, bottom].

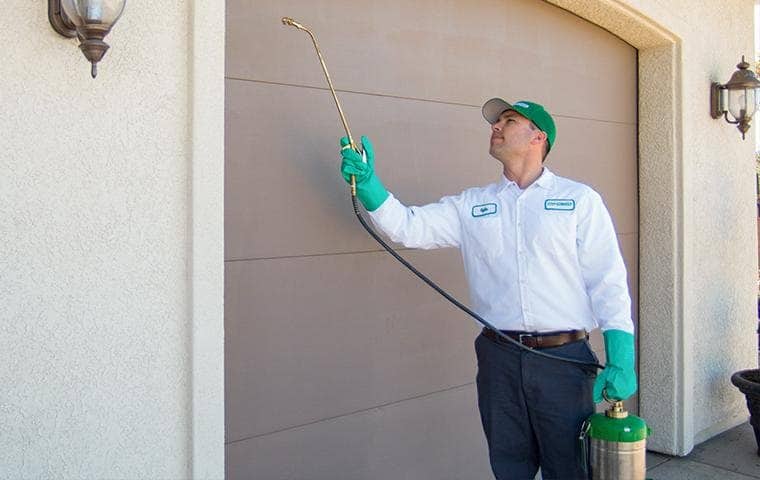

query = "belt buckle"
[[518, 333, 534, 345]]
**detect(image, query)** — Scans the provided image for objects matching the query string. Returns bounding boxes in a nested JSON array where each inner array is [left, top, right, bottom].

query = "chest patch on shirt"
[[544, 199, 575, 211], [471, 203, 498, 217]]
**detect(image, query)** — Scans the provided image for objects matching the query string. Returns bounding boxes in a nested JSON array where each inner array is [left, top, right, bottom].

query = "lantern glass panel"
[[728, 87, 759, 121], [60, 0, 125, 26]]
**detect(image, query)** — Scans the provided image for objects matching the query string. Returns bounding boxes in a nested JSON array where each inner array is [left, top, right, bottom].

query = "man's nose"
[[492, 122, 502, 132]]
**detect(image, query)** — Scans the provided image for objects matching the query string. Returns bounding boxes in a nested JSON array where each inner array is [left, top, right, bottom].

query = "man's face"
[[489, 109, 541, 159]]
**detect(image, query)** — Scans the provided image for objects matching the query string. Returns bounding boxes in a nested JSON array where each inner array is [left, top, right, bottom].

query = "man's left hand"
[[593, 329, 637, 403]]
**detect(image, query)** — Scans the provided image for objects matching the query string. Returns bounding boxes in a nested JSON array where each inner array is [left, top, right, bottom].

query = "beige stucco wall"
[[0, 1, 224, 478], [680, 0, 756, 447]]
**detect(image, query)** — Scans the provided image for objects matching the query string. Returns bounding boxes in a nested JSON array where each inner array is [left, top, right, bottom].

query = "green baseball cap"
[[482, 98, 557, 151]]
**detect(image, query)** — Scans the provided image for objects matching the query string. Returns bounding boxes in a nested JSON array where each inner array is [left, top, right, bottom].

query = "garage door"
[[225, 1, 638, 478]]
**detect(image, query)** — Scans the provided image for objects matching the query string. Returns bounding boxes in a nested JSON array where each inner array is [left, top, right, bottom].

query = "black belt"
[[482, 327, 587, 349]]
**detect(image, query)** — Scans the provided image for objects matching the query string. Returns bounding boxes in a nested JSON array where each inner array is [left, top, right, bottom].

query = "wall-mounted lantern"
[[711, 56, 760, 140], [48, 0, 126, 78]]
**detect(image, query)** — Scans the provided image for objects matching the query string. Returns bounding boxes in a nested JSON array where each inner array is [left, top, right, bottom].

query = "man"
[[339, 99, 637, 479]]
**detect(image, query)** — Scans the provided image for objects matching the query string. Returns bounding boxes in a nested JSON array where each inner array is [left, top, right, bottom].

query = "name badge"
[[545, 199, 575, 211], [472, 203, 498, 217]]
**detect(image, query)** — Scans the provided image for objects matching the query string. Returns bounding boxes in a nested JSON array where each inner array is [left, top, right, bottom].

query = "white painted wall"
[[0, 1, 224, 478]]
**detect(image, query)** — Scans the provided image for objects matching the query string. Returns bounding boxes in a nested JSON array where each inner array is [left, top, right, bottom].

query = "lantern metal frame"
[[48, 0, 125, 78], [710, 56, 760, 140]]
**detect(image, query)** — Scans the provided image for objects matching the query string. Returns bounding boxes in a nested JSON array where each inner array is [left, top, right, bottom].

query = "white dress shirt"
[[369, 167, 633, 334]]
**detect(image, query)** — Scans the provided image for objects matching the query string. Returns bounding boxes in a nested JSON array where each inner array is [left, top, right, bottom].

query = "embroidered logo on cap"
[[472, 203, 498, 217], [544, 199, 575, 211], [514, 102, 530, 108]]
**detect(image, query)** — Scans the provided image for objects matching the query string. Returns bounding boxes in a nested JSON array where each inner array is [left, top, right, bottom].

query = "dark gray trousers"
[[475, 331, 597, 480]]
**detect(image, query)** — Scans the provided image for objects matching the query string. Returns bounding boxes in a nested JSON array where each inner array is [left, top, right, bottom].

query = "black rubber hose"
[[352, 195, 604, 371]]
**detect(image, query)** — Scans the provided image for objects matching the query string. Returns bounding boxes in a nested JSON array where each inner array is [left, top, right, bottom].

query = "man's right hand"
[[340, 135, 389, 211]]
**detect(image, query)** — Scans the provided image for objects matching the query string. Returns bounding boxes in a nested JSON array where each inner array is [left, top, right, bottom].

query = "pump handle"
[[602, 389, 618, 403]]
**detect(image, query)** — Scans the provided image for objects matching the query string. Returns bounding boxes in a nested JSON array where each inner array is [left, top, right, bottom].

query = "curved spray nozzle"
[[281, 17, 307, 31]]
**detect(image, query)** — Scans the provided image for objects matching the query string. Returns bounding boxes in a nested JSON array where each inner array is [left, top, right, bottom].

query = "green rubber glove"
[[339, 135, 389, 211], [593, 330, 637, 403]]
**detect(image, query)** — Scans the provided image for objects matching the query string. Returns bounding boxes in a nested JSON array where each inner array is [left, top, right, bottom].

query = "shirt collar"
[[534, 167, 555, 189], [499, 167, 555, 191]]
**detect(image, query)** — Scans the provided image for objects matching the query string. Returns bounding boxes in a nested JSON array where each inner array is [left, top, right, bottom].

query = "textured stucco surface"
[[0, 1, 223, 478], [681, 1, 756, 446], [637, 41, 684, 454], [547, 0, 758, 455], [189, 0, 226, 477]]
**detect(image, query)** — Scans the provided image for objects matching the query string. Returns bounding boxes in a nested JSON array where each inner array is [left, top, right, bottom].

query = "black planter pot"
[[731, 369, 760, 456]]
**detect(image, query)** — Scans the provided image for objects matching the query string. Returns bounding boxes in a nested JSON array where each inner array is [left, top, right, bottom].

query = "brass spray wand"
[[281, 17, 364, 196]]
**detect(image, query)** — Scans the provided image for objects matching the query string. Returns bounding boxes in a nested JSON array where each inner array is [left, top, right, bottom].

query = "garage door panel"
[[225, 79, 366, 261], [225, 79, 499, 261], [226, 80, 636, 261], [226, 0, 638, 476], [226, 385, 490, 480], [226, 0, 636, 124], [619, 233, 639, 323], [618, 233, 639, 413], [225, 248, 477, 442], [550, 119, 638, 235]]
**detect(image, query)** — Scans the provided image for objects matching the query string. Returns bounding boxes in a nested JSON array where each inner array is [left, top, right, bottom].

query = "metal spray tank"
[[580, 397, 651, 479]]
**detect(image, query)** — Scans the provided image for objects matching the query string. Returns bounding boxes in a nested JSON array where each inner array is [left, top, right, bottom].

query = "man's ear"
[[532, 130, 547, 146]]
